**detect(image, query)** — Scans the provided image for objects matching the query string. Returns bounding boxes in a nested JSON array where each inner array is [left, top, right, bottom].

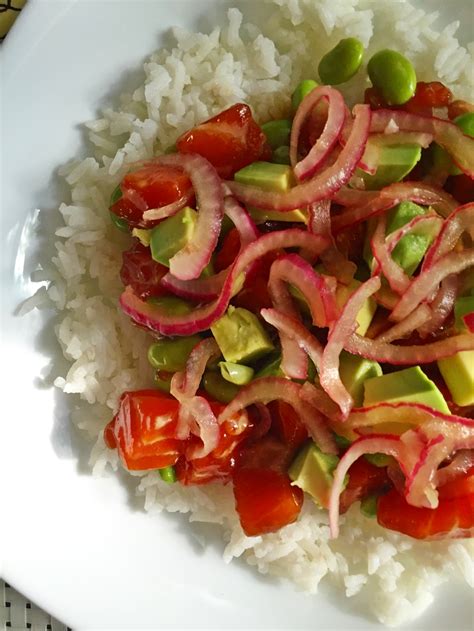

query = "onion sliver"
[[332, 182, 455, 233], [120, 229, 330, 336], [161, 197, 259, 301], [345, 331, 474, 363], [291, 86, 346, 181], [320, 276, 381, 419], [226, 105, 371, 212], [329, 434, 402, 538], [142, 154, 225, 281], [261, 308, 324, 372], [218, 377, 337, 454], [390, 250, 474, 322]]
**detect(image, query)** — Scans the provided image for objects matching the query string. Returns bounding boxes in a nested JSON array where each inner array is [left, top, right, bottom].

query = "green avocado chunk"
[[339, 351, 382, 407], [288, 441, 342, 509], [365, 201, 433, 276], [234, 161, 295, 192], [437, 297, 474, 407], [211, 306, 274, 364], [360, 144, 421, 191], [363, 366, 450, 413], [150, 206, 197, 266]]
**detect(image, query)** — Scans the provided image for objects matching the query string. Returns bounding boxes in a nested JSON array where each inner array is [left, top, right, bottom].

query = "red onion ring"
[[290, 86, 346, 181], [332, 182, 455, 233], [422, 202, 474, 272], [436, 450, 474, 487], [226, 105, 371, 212], [120, 229, 330, 336], [142, 192, 194, 222], [161, 196, 259, 301], [140, 154, 225, 281], [320, 276, 381, 419], [345, 330, 474, 363], [369, 109, 474, 177], [329, 434, 402, 538], [260, 308, 324, 373], [375, 304, 432, 343], [122, 186, 148, 212], [390, 250, 474, 322], [417, 275, 458, 338], [218, 377, 337, 455]]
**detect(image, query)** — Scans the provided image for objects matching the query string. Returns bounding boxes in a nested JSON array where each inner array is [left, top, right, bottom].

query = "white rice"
[[34, 0, 473, 625]]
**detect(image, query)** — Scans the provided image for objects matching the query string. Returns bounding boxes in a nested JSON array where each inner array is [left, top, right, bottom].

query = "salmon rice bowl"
[[24, 0, 474, 626]]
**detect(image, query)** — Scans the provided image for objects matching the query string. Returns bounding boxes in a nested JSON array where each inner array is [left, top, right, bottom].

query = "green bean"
[[367, 49, 416, 105], [291, 79, 319, 113], [261, 119, 292, 150], [159, 465, 177, 483], [272, 145, 291, 165], [219, 362, 254, 386], [318, 37, 364, 85], [147, 295, 193, 315], [360, 494, 378, 518], [203, 371, 240, 404], [109, 211, 130, 233], [148, 335, 201, 372]]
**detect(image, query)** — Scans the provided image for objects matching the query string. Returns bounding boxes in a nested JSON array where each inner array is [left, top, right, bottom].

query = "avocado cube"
[[339, 351, 382, 407], [364, 201, 434, 277], [363, 366, 450, 414], [234, 162, 295, 192], [249, 206, 308, 224], [454, 296, 474, 333], [288, 441, 341, 509], [150, 206, 197, 266], [438, 351, 474, 407], [359, 144, 422, 191], [336, 279, 377, 336], [132, 228, 151, 247], [211, 306, 274, 364]]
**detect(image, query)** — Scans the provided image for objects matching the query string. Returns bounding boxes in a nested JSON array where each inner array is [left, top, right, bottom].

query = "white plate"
[[1, 1, 472, 629]]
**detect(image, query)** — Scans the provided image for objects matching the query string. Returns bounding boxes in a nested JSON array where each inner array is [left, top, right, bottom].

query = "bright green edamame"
[[367, 49, 416, 105], [203, 371, 240, 404], [219, 362, 254, 386], [318, 37, 364, 85], [110, 211, 130, 233], [147, 295, 193, 315], [255, 353, 284, 378], [291, 79, 319, 113], [148, 335, 201, 372], [159, 466, 177, 483], [360, 494, 378, 518], [261, 119, 292, 150], [272, 145, 291, 165]]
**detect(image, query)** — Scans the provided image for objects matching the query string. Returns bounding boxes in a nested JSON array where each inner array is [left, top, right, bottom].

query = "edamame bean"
[[147, 295, 193, 315], [148, 335, 201, 372], [455, 112, 474, 136], [219, 361, 254, 386], [318, 37, 364, 85], [159, 465, 177, 483], [110, 211, 130, 233], [203, 371, 240, 404], [261, 119, 292, 150], [291, 79, 319, 113], [367, 49, 416, 105], [272, 145, 291, 165]]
